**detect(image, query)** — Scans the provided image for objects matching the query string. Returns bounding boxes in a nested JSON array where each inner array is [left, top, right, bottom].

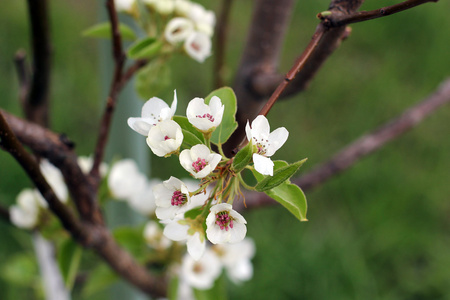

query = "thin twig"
[[90, 0, 126, 184], [14, 49, 30, 106], [239, 77, 450, 210], [318, 0, 438, 27], [213, 0, 234, 88], [118, 58, 148, 90], [25, 0, 52, 127]]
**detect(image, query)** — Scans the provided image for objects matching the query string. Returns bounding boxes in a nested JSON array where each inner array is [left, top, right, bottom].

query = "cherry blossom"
[[206, 203, 247, 244], [164, 17, 194, 44], [163, 218, 206, 260], [186, 96, 224, 132], [245, 115, 289, 176], [127, 90, 177, 136], [180, 248, 222, 290], [179, 144, 222, 179]]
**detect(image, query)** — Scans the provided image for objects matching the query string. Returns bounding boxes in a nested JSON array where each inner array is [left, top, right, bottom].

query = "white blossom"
[[108, 159, 147, 200], [245, 115, 289, 176], [128, 179, 160, 215], [186, 96, 224, 132], [9, 189, 42, 229], [179, 144, 222, 179], [154, 0, 174, 15], [127, 90, 178, 136], [39, 160, 68, 203], [213, 238, 255, 284], [115, 0, 135, 13], [77, 156, 108, 177], [206, 203, 247, 244], [143, 220, 172, 250], [163, 219, 206, 260], [180, 248, 222, 290], [165, 17, 195, 44], [184, 32, 212, 63], [146, 120, 183, 157], [174, 0, 192, 16], [153, 177, 192, 220]]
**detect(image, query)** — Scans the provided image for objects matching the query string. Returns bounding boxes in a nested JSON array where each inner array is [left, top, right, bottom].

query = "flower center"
[[253, 137, 268, 155], [171, 190, 187, 206], [196, 113, 215, 122], [192, 158, 207, 172], [215, 211, 234, 231]]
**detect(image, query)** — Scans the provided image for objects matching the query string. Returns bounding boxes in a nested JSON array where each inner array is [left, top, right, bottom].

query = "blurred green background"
[[1, 0, 450, 299]]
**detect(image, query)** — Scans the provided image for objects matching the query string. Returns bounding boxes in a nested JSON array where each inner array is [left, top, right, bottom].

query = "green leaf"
[[82, 22, 137, 40], [136, 60, 171, 99], [232, 141, 253, 173], [1, 252, 38, 286], [255, 158, 307, 192], [173, 116, 205, 147], [127, 37, 163, 59], [57, 238, 83, 290], [265, 182, 308, 221], [204, 87, 238, 145], [82, 264, 118, 297]]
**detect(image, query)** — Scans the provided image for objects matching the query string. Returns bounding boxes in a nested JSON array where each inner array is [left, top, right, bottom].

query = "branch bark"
[[24, 0, 52, 127]]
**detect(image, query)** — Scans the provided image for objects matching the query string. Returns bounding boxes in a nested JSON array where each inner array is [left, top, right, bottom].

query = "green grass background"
[[1, 0, 450, 299]]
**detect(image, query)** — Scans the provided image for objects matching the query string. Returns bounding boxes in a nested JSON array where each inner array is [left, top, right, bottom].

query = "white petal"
[[163, 220, 188, 241], [253, 153, 274, 176], [187, 232, 206, 260], [267, 127, 289, 156], [251, 115, 270, 139], [141, 97, 169, 119], [127, 118, 152, 136]]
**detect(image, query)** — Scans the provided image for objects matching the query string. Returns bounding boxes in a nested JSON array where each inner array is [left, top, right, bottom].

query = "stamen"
[[164, 135, 170, 140], [196, 113, 215, 122], [215, 211, 234, 231], [192, 158, 207, 172], [171, 190, 187, 206]]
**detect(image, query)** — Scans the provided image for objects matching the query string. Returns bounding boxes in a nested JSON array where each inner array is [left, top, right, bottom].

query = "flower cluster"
[[9, 158, 98, 229], [114, 0, 215, 63], [127, 89, 290, 265]]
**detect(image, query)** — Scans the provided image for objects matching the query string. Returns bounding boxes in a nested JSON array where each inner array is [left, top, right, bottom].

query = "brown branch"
[[90, 0, 126, 185], [240, 77, 450, 210], [224, 0, 296, 155], [0, 111, 167, 297], [1, 110, 102, 224], [0, 111, 86, 239], [318, 0, 438, 27], [14, 49, 30, 106], [213, 0, 234, 88], [118, 59, 148, 91], [24, 0, 52, 127]]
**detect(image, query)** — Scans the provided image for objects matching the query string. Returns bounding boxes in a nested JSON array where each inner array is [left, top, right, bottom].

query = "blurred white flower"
[[163, 219, 205, 260], [146, 120, 183, 157], [186, 96, 224, 132], [108, 159, 147, 200], [39, 160, 68, 203], [128, 179, 160, 215], [77, 156, 108, 177], [154, 177, 192, 220], [115, 0, 135, 13], [127, 90, 178, 136], [155, 0, 174, 15], [206, 203, 247, 244], [143, 220, 172, 250], [245, 115, 289, 176], [180, 248, 222, 290], [179, 144, 222, 179], [213, 238, 255, 284], [183, 32, 212, 63], [174, 0, 192, 16], [165, 17, 194, 44], [9, 189, 43, 229]]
